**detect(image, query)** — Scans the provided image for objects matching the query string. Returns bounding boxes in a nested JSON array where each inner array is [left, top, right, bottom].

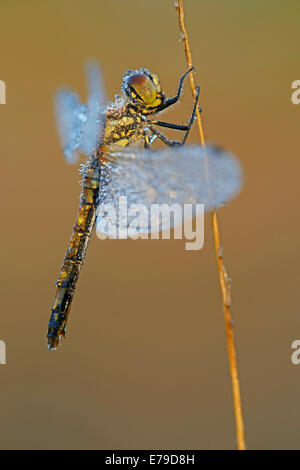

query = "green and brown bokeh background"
[[0, 0, 299, 449]]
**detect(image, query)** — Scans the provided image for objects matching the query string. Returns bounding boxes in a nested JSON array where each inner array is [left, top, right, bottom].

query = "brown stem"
[[174, 0, 246, 450]]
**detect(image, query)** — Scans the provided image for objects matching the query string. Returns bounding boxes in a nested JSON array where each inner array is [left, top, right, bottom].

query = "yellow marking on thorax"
[[120, 116, 135, 126], [115, 138, 129, 147], [103, 110, 144, 146]]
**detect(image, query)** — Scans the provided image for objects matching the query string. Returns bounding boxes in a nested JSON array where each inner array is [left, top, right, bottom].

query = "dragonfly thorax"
[[102, 99, 147, 147]]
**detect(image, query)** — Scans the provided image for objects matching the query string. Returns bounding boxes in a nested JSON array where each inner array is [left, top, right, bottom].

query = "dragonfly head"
[[122, 68, 165, 114]]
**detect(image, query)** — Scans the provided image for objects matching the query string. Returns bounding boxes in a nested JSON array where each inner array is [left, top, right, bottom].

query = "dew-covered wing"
[[96, 144, 243, 238], [54, 60, 106, 163]]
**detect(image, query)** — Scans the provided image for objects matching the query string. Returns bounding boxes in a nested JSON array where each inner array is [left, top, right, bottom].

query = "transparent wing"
[[54, 60, 106, 164], [96, 144, 243, 238]]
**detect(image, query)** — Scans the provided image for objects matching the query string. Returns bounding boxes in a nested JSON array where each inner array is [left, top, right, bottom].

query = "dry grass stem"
[[174, 0, 246, 450]]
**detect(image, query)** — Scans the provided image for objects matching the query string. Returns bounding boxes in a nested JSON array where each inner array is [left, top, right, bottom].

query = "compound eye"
[[126, 73, 157, 105]]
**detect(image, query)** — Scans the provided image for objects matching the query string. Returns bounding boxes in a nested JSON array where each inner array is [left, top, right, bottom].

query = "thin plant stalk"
[[174, 0, 246, 450]]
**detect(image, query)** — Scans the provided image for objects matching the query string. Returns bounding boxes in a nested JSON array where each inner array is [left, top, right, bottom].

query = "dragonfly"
[[47, 60, 243, 350]]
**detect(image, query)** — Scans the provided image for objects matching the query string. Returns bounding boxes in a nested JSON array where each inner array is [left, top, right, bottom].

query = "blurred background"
[[0, 0, 299, 450]]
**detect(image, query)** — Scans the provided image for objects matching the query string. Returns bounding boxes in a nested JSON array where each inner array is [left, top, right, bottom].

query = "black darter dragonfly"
[[47, 61, 242, 350]]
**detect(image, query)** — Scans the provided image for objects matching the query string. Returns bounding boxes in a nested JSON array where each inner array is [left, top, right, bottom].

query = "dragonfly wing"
[[79, 60, 106, 157], [54, 60, 106, 163], [96, 144, 243, 238], [54, 89, 88, 164]]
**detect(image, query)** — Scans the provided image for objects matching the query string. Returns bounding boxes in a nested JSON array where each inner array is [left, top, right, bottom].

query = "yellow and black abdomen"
[[47, 162, 100, 350]]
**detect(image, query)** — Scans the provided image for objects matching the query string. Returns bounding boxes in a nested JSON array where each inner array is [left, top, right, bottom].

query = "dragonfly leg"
[[143, 129, 157, 148], [155, 67, 195, 112], [147, 121, 190, 131], [148, 85, 200, 147], [179, 84, 200, 145], [148, 125, 182, 147]]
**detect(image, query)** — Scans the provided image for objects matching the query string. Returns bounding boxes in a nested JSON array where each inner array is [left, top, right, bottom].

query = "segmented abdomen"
[[47, 160, 100, 350]]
